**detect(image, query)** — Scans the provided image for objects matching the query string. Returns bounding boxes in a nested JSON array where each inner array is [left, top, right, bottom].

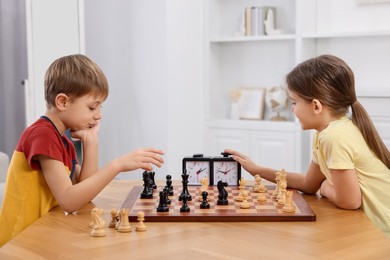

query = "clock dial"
[[183, 154, 212, 186], [213, 161, 238, 185], [186, 161, 210, 184]]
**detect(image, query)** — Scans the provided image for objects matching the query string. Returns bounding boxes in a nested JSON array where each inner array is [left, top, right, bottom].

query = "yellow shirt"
[[0, 117, 76, 246], [312, 116, 390, 238]]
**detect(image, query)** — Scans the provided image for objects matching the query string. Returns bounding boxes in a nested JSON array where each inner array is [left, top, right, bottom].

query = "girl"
[[226, 55, 390, 238]]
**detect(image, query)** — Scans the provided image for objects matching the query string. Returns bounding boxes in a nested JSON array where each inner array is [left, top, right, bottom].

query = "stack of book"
[[245, 6, 276, 36]]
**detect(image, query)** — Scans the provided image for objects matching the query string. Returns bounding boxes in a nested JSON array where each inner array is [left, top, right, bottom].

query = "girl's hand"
[[224, 148, 259, 174]]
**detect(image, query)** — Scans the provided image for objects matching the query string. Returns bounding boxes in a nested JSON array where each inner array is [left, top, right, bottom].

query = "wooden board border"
[[121, 186, 316, 222]]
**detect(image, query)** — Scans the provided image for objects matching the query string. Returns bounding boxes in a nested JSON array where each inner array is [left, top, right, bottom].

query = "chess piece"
[[157, 191, 169, 212], [180, 194, 191, 212], [135, 211, 147, 232], [150, 171, 157, 189], [141, 171, 153, 199], [272, 171, 281, 198], [277, 180, 287, 205], [90, 208, 106, 237], [282, 190, 296, 213], [200, 191, 210, 209], [217, 180, 229, 205], [240, 190, 250, 209], [108, 209, 118, 228], [198, 177, 209, 202], [253, 174, 261, 193], [179, 170, 192, 201], [117, 208, 132, 232], [236, 177, 245, 202], [259, 182, 266, 193], [165, 174, 174, 196], [163, 187, 171, 205], [257, 192, 267, 203]]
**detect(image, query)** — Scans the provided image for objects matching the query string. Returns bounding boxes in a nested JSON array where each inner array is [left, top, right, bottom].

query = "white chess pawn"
[[135, 211, 147, 232], [253, 174, 261, 193], [109, 208, 118, 228], [257, 192, 267, 203], [240, 190, 250, 209]]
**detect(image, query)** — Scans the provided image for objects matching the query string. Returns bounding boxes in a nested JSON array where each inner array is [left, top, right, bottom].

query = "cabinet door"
[[250, 131, 295, 172]]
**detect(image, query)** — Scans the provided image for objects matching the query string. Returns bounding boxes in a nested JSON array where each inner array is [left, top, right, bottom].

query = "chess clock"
[[182, 154, 212, 185], [211, 152, 241, 186]]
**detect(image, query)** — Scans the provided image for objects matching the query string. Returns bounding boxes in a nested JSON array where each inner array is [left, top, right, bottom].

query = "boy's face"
[[63, 94, 104, 131]]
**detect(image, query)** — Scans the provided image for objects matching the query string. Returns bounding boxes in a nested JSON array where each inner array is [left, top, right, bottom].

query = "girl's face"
[[288, 90, 316, 130]]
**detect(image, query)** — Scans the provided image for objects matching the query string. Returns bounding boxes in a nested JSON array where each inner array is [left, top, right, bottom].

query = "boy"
[[0, 54, 165, 246]]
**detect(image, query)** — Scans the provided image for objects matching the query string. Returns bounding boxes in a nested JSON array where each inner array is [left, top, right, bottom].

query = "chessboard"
[[121, 185, 316, 222]]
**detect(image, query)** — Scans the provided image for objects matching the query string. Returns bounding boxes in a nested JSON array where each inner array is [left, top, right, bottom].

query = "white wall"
[[0, 0, 27, 157], [84, 0, 204, 180], [26, 0, 82, 124]]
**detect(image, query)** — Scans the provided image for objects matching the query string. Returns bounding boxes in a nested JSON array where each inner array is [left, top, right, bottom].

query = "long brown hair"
[[286, 55, 390, 168]]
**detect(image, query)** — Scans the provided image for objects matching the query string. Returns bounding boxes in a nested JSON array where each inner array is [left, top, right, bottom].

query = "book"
[[244, 6, 276, 37]]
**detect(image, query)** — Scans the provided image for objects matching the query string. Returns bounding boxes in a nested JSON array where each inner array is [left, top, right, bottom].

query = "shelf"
[[357, 90, 390, 98], [209, 34, 295, 43], [301, 30, 390, 39], [207, 118, 299, 132]]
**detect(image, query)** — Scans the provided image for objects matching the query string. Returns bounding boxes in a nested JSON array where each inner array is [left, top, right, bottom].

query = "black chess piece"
[[165, 175, 174, 196], [163, 187, 171, 205], [200, 191, 210, 209], [150, 171, 157, 189], [156, 191, 169, 212], [140, 171, 153, 199], [179, 194, 190, 212], [179, 170, 192, 201], [217, 180, 229, 205]]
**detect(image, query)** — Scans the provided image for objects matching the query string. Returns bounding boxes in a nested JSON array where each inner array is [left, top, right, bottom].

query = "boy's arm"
[[70, 123, 100, 182], [38, 147, 164, 213]]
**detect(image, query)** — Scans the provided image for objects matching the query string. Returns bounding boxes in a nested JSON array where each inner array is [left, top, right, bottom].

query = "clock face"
[[213, 161, 239, 185], [185, 161, 211, 185]]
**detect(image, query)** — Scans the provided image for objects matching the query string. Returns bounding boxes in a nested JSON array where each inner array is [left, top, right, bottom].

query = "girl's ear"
[[55, 93, 69, 111], [312, 99, 323, 114]]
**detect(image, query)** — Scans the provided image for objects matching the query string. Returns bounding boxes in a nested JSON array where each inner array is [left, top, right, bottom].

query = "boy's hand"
[[114, 148, 165, 172], [69, 121, 100, 143]]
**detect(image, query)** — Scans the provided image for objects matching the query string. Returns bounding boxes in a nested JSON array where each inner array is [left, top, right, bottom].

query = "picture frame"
[[238, 87, 265, 120]]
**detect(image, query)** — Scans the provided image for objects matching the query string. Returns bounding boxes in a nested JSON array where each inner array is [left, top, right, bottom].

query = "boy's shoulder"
[[18, 117, 60, 148]]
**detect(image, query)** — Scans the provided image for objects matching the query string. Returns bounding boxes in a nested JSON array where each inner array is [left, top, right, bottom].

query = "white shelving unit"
[[204, 0, 390, 178]]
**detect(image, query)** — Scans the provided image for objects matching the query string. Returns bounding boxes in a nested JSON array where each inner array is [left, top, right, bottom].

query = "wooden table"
[[0, 180, 389, 259]]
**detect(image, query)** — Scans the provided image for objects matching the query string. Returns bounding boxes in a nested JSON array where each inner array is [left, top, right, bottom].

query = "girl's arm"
[[320, 169, 361, 210], [38, 147, 164, 213], [224, 148, 326, 194]]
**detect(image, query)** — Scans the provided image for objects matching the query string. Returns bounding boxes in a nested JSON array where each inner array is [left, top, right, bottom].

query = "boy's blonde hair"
[[44, 54, 109, 107]]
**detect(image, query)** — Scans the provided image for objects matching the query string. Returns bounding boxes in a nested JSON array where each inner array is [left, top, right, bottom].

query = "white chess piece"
[[282, 191, 296, 213], [135, 211, 147, 232], [240, 190, 250, 209], [117, 208, 132, 232], [90, 208, 106, 237]]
